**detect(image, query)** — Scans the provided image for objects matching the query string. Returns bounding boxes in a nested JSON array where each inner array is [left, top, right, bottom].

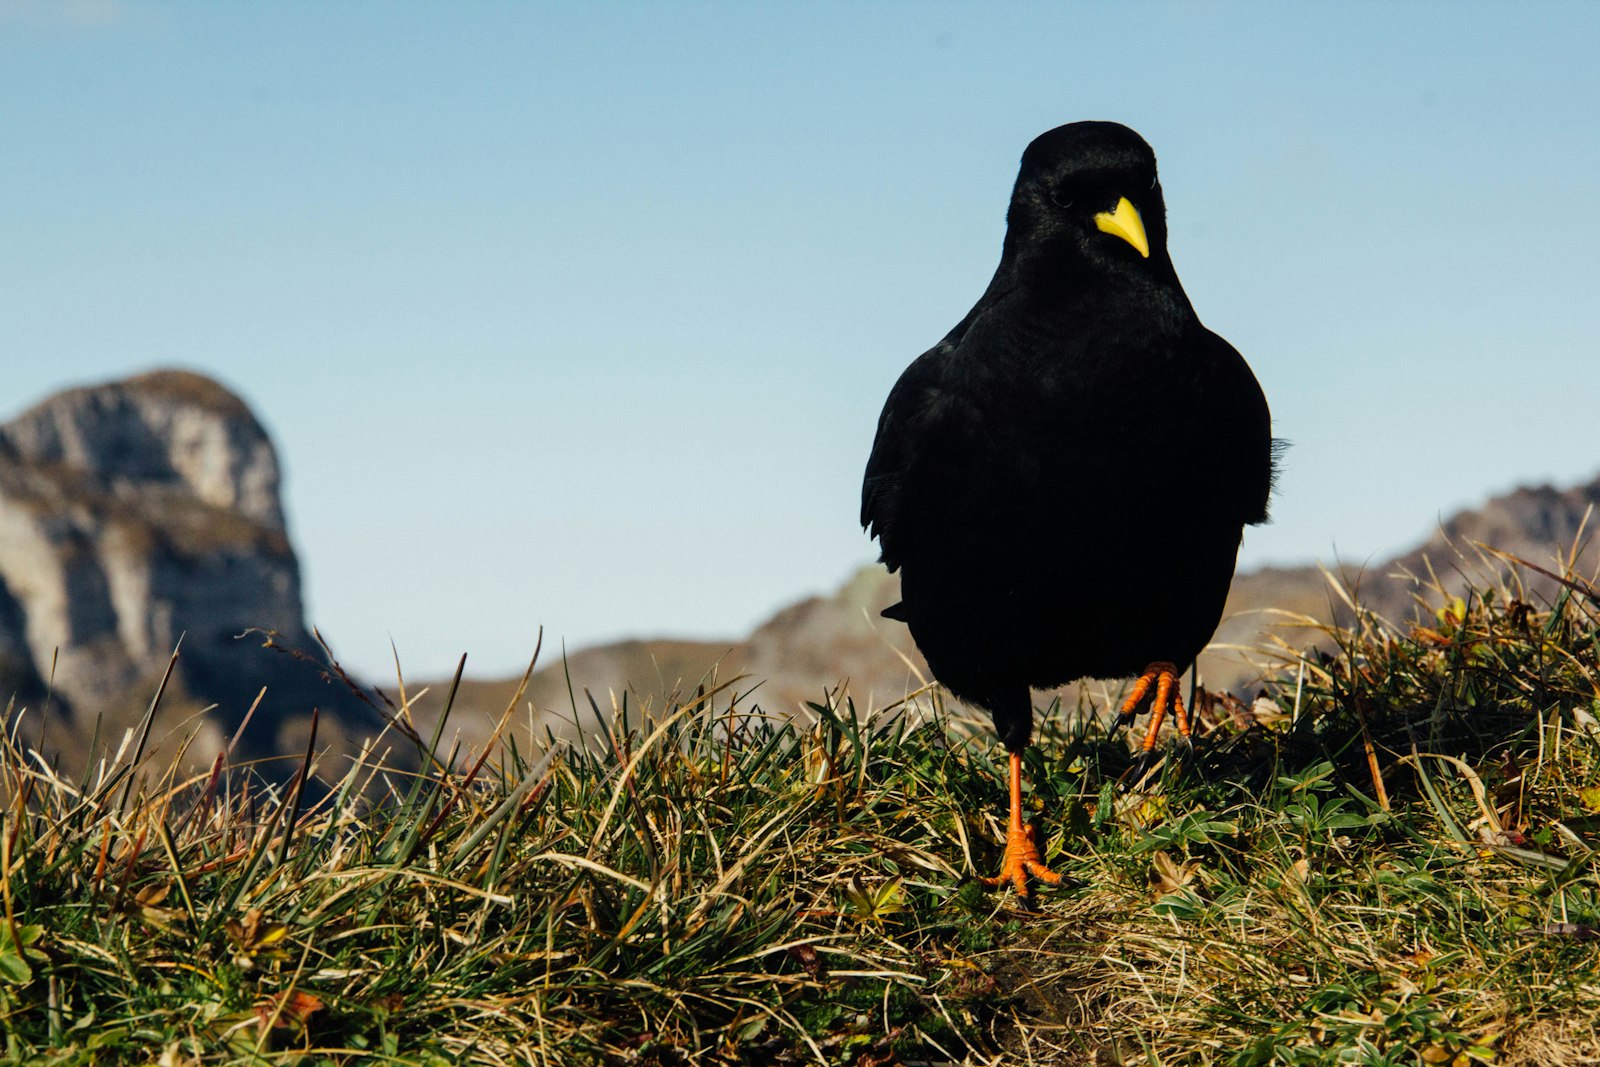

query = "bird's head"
[[1003, 121, 1172, 281]]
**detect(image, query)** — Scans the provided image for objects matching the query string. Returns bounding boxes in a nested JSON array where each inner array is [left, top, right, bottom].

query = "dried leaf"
[[1411, 626, 1449, 647], [133, 884, 172, 908], [226, 907, 292, 966], [1150, 850, 1199, 894], [255, 989, 324, 1033], [787, 943, 826, 978], [1249, 695, 1290, 727]]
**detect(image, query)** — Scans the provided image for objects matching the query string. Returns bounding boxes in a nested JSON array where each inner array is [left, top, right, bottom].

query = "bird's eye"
[[1048, 190, 1073, 209]]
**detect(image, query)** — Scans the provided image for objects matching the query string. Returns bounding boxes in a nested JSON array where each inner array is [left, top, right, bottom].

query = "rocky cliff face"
[[0, 370, 381, 772]]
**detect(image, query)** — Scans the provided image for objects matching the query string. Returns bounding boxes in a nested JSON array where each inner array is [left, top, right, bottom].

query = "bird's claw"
[[1117, 661, 1191, 753], [979, 821, 1063, 899], [1127, 747, 1163, 782]]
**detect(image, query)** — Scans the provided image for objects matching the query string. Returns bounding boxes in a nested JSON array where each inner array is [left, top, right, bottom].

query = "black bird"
[[861, 122, 1272, 896]]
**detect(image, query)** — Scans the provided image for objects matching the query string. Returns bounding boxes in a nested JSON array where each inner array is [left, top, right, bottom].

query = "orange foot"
[[979, 820, 1062, 899], [1116, 660, 1192, 753], [979, 751, 1064, 899]]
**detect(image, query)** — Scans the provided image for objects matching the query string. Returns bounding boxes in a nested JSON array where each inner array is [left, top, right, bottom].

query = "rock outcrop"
[[0, 370, 384, 773]]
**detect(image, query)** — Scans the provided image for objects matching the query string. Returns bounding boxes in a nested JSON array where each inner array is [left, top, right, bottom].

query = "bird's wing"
[[1198, 329, 1275, 526], [861, 340, 958, 573], [863, 262, 1020, 572]]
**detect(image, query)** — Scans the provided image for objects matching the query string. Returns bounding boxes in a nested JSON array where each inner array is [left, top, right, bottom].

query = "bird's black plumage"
[[862, 121, 1272, 754]]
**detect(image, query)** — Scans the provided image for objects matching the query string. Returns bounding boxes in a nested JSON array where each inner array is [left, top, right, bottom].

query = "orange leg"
[[979, 751, 1063, 898], [1117, 661, 1191, 752]]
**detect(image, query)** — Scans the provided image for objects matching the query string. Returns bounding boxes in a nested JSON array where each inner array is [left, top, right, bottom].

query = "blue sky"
[[3, 2, 1598, 680]]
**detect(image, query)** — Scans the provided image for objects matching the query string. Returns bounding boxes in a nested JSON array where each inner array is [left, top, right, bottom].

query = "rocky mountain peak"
[[3, 368, 284, 530], [0, 370, 377, 774]]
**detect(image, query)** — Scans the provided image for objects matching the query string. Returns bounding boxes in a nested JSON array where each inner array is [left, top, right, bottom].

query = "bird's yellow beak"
[[1094, 196, 1150, 259]]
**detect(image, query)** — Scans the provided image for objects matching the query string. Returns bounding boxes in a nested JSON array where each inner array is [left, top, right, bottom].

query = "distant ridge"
[[406, 470, 1600, 747]]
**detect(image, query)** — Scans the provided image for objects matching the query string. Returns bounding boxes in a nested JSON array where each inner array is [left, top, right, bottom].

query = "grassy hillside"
[[2, 560, 1600, 1064]]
